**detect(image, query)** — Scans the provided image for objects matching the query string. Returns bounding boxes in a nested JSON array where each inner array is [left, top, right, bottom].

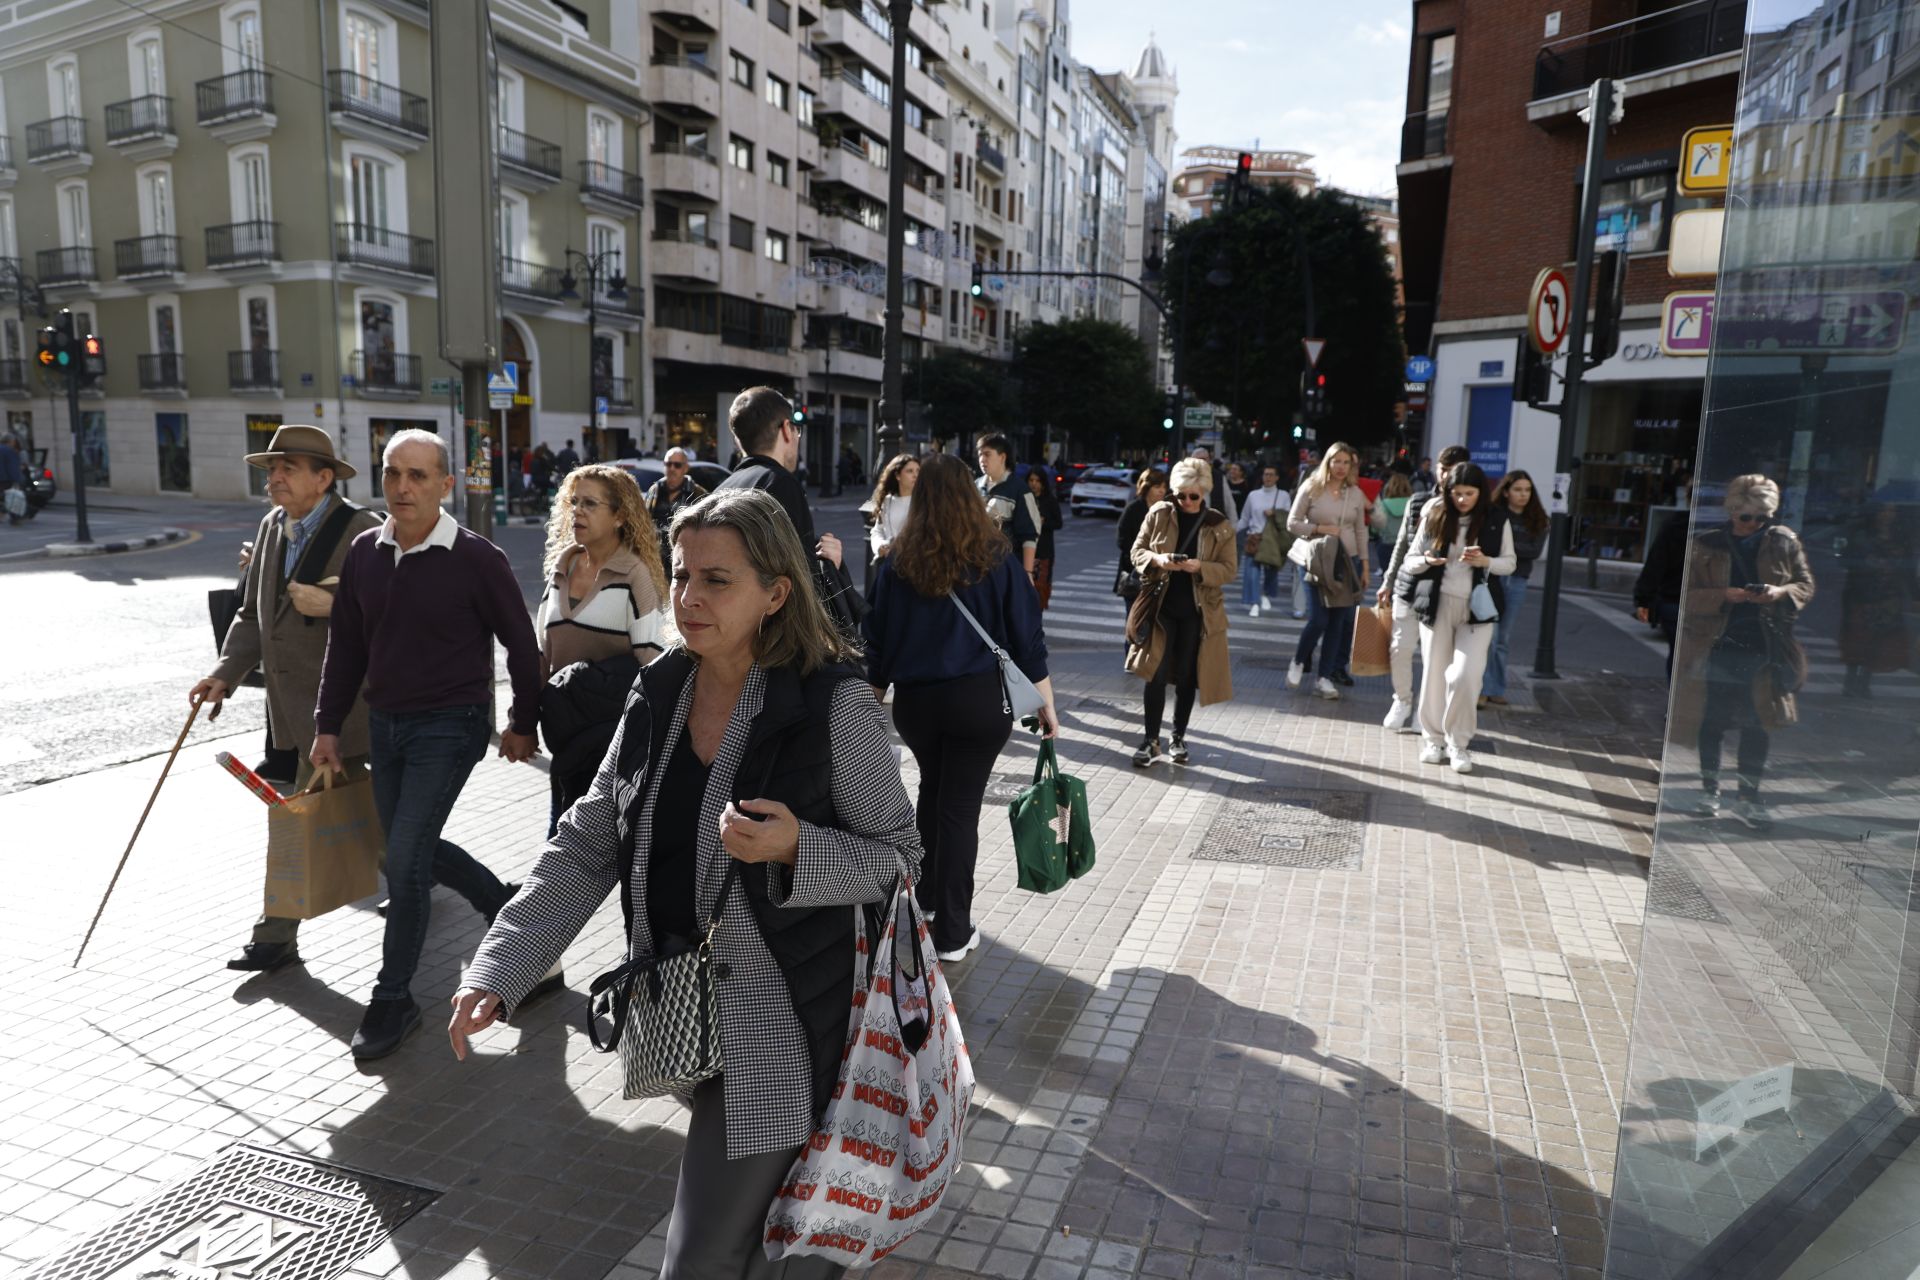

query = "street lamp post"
[[877, 0, 912, 455], [558, 247, 628, 461]]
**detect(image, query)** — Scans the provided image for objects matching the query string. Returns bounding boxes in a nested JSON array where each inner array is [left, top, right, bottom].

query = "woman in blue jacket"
[[865, 453, 1059, 962]]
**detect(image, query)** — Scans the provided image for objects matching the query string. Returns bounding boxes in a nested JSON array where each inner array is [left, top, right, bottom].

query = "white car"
[[1069, 466, 1135, 517]]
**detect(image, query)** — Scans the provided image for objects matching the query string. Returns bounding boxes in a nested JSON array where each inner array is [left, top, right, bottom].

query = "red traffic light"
[[1316, 373, 1327, 387], [84, 335, 102, 357], [1236, 152, 1253, 176]]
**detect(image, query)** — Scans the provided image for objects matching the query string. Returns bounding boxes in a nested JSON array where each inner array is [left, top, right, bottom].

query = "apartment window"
[[728, 135, 754, 171], [132, 35, 165, 97], [798, 86, 815, 126], [139, 167, 174, 238], [588, 111, 617, 166], [730, 52, 754, 88], [729, 215, 754, 250], [764, 230, 789, 263], [346, 11, 383, 82], [1822, 61, 1842, 90], [232, 148, 272, 224], [905, 100, 925, 132], [765, 74, 790, 112], [230, 9, 264, 70], [1872, 29, 1893, 61], [769, 0, 791, 30], [768, 153, 789, 187], [57, 181, 90, 247], [349, 154, 392, 232], [589, 220, 622, 276]]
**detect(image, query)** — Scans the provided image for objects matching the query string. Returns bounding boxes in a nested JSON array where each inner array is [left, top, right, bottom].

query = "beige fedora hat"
[[243, 424, 357, 480]]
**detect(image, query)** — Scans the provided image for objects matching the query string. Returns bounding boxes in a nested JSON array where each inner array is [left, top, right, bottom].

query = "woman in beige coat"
[[1125, 458, 1236, 766], [1671, 474, 1814, 829]]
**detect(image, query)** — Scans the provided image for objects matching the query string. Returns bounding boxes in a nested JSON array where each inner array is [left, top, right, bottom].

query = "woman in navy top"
[[865, 453, 1057, 962]]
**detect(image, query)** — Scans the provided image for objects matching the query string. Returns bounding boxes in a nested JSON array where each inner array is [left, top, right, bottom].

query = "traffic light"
[[1512, 335, 1553, 407], [1300, 372, 1328, 418], [1589, 250, 1625, 366], [35, 327, 54, 369], [969, 262, 984, 298], [1230, 152, 1254, 207], [1161, 392, 1178, 431], [39, 311, 76, 371], [790, 401, 807, 427], [82, 333, 105, 382], [1292, 424, 1304, 440]]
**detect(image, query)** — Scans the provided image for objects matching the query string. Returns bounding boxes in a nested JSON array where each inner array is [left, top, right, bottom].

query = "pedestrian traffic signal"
[[82, 333, 105, 382], [969, 263, 984, 298], [1162, 392, 1179, 431], [1292, 424, 1304, 440], [791, 402, 807, 426]]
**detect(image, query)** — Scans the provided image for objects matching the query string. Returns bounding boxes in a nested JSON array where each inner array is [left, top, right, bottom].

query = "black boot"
[[351, 998, 422, 1060], [227, 942, 302, 973]]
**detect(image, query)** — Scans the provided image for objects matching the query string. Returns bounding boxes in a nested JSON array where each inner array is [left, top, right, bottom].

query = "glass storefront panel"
[[245, 415, 281, 498], [79, 410, 108, 488], [1605, 1, 1920, 1275], [155, 413, 189, 493]]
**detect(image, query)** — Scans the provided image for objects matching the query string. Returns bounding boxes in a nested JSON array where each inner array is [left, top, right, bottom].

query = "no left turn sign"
[[1528, 268, 1572, 355]]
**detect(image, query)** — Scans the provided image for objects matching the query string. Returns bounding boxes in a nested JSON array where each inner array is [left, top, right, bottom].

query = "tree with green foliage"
[[909, 352, 1012, 449], [1165, 185, 1403, 452], [1012, 317, 1162, 458]]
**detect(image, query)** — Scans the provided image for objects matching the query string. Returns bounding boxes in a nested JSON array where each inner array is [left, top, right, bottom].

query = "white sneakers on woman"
[[936, 928, 981, 963], [1313, 678, 1340, 700], [1382, 699, 1414, 732], [1286, 661, 1305, 688], [1449, 750, 1475, 774], [1418, 741, 1447, 765]]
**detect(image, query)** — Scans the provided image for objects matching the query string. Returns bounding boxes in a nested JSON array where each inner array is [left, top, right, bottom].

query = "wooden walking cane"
[[73, 691, 213, 967]]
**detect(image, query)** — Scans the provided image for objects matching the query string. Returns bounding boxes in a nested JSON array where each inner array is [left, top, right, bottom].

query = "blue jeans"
[[1240, 554, 1281, 605], [368, 705, 509, 1003], [1483, 574, 1530, 698], [1295, 587, 1357, 679]]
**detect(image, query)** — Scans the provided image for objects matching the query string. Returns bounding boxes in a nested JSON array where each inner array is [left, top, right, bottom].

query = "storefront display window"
[[1605, 0, 1920, 1274], [245, 415, 281, 497], [79, 410, 108, 488], [155, 413, 190, 493]]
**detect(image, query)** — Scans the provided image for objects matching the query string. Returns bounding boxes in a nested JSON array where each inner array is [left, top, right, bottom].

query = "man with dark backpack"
[[189, 425, 382, 974]]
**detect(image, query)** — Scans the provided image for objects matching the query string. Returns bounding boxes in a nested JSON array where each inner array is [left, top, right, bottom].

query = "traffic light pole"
[[1531, 78, 1614, 681], [65, 361, 88, 544]]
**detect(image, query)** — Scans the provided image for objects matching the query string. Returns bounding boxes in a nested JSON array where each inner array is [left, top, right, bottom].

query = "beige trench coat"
[[1124, 501, 1236, 705], [1668, 523, 1815, 745]]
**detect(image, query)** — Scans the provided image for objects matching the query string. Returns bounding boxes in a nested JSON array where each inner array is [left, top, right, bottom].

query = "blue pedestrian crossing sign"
[[1404, 355, 1436, 382]]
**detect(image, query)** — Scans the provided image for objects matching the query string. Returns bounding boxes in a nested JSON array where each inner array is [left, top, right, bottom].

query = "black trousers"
[[1699, 642, 1770, 794], [1145, 611, 1202, 741], [661, 1076, 844, 1279], [893, 670, 1012, 954]]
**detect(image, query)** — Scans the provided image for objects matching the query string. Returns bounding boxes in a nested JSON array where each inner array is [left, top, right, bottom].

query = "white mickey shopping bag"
[[763, 881, 975, 1268]]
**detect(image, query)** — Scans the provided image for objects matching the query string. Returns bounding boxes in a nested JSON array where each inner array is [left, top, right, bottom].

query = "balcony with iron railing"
[[580, 160, 646, 210], [498, 126, 562, 183], [25, 117, 88, 164], [0, 136, 16, 174], [115, 234, 183, 279], [352, 349, 422, 396], [228, 349, 280, 392], [137, 353, 188, 393], [326, 71, 430, 141], [206, 221, 279, 268], [1532, 0, 1747, 103], [35, 246, 97, 287], [500, 256, 565, 301], [336, 223, 435, 276], [1399, 109, 1450, 165], [104, 95, 173, 144], [596, 375, 635, 410], [197, 70, 274, 125], [976, 134, 1006, 173]]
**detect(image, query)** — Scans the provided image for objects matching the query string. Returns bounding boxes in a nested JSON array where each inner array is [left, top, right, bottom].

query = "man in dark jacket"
[[717, 387, 843, 571], [644, 447, 708, 565], [975, 432, 1040, 578], [1635, 513, 1690, 679]]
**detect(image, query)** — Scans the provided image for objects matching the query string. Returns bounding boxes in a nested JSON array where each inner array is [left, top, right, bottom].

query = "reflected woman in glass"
[[1839, 504, 1913, 699], [1676, 475, 1814, 829]]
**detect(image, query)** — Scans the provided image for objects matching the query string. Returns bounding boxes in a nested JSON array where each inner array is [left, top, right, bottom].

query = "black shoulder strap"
[[293, 499, 366, 586]]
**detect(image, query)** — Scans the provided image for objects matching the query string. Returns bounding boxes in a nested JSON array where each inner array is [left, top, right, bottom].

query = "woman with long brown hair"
[[1482, 470, 1549, 705], [864, 452, 919, 561], [865, 453, 1058, 963], [1392, 462, 1515, 773]]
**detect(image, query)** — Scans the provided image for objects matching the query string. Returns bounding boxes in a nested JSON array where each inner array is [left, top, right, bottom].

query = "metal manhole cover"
[[1646, 860, 1727, 924], [18, 1143, 439, 1280], [1194, 787, 1371, 869]]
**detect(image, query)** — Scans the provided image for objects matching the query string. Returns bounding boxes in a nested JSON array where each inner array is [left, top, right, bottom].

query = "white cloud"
[[1354, 18, 1411, 46]]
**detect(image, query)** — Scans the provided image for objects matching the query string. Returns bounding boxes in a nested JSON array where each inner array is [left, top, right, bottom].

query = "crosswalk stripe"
[[1039, 565, 1309, 649]]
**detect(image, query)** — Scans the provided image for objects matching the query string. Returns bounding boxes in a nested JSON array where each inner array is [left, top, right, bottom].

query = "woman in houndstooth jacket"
[[451, 488, 922, 1279]]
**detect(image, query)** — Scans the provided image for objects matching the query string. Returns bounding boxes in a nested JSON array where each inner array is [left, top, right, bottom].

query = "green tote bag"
[[1008, 740, 1097, 894]]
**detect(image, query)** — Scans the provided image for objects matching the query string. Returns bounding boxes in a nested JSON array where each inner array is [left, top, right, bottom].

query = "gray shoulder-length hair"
[[668, 488, 859, 674], [1724, 474, 1781, 518]]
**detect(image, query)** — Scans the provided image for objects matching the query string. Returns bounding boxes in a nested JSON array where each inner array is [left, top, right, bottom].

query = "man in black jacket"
[[1635, 513, 1689, 680], [716, 387, 843, 571]]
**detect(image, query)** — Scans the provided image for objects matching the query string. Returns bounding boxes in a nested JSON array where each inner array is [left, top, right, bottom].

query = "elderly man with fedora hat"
[[190, 425, 383, 974]]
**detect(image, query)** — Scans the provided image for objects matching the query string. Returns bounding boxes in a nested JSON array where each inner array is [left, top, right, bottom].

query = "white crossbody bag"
[[948, 592, 1046, 720]]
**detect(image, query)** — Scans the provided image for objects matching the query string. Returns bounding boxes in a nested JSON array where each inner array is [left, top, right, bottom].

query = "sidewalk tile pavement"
[[1, 562, 1663, 1279]]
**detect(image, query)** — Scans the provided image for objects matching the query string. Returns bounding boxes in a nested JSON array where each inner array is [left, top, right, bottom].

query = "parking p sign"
[[1404, 355, 1435, 383]]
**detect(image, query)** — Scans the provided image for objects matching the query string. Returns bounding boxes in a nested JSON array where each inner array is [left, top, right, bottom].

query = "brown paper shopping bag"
[[1350, 603, 1393, 679], [264, 772, 382, 919]]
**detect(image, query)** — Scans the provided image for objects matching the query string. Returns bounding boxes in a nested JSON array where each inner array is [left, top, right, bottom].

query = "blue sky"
[[1070, 0, 1413, 197]]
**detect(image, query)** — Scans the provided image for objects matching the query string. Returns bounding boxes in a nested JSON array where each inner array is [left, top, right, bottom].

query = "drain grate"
[[1194, 787, 1371, 870], [1646, 859, 1728, 924], [19, 1143, 439, 1280]]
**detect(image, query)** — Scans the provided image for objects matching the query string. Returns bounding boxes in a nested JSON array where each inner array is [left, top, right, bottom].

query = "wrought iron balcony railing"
[[326, 70, 429, 137], [229, 349, 280, 390], [1533, 0, 1747, 100], [105, 95, 173, 142], [196, 70, 274, 124]]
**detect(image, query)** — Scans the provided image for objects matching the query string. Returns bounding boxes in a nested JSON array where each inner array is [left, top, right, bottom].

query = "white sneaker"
[[1286, 661, 1305, 689], [1291, 610, 1306, 620], [1382, 699, 1413, 732], [1260, 594, 1273, 610], [936, 928, 981, 963], [1450, 750, 1475, 774], [1248, 603, 1261, 618], [1313, 677, 1340, 700], [1418, 741, 1447, 765]]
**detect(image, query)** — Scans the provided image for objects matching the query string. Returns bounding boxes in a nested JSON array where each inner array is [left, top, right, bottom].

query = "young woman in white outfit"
[[866, 453, 919, 561], [1236, 463, 1290, 617], [1397, 463, 1515, 773]]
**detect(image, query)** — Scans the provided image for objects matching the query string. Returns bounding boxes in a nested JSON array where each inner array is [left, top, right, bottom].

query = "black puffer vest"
[[613, 650, 866, 1124]]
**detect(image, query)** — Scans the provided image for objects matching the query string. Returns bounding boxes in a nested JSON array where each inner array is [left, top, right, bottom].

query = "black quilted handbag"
[[587, 862, 740, 1099]]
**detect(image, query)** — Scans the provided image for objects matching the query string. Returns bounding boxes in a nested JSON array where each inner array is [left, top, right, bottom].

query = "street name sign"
[[1661, 292, 1715, 356], [1679, 125, 1734, 195], [1184, 406, 1216, 430], [1716, 289, 1907, 355], [1527, 268, 1572, 354]]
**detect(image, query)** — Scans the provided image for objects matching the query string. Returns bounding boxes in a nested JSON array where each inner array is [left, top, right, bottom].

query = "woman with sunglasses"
[[1125, 458, 1235, 766], [1672, 475, 1813, 829], [1286, 442, 1371, 699]]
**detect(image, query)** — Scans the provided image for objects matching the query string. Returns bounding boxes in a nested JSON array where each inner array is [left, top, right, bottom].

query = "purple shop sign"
[[1661, 292, 1715, 356], [1717, 289, 1908, 355]]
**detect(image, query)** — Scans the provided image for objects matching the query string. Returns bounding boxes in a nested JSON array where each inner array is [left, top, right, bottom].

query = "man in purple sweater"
[[313, 429, 542, 1060]]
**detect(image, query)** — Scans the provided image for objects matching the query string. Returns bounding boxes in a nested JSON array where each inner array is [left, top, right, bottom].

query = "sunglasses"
[[666, 460, 688, 469], [1731, 513, 1764, 524], [1175, 491, 1206, 504]]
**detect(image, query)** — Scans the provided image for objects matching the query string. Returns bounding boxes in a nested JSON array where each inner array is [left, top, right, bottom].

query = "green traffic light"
[[56, 352, 70, 366], [1161, 417, 1174, 430]]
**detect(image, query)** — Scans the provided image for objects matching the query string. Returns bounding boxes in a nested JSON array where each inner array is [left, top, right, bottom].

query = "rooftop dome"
[[1134, 33, 1172, 82]]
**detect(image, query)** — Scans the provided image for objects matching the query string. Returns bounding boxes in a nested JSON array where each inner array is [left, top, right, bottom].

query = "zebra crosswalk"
[[1038, 563, 1316, 654]]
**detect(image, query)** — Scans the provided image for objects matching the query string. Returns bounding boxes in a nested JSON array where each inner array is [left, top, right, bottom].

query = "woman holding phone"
[[1393, 463, 1515, 774]]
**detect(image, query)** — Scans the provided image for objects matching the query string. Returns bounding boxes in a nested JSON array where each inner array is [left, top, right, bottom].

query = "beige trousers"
[[1417, 593, 1493, 754], [251, 754, 370, 945], [1389, 596, 1418, 702]]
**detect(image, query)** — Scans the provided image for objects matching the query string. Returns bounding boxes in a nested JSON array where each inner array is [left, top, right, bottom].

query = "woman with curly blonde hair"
[[537, 463, 669, 827]]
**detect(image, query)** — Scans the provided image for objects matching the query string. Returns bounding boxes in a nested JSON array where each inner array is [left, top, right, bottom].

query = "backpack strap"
[[292, 498, 365, 586]]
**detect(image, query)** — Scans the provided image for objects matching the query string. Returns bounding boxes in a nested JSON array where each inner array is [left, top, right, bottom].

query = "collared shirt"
[[374, 506, 460, 564], [282, 494, 335, 577]]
